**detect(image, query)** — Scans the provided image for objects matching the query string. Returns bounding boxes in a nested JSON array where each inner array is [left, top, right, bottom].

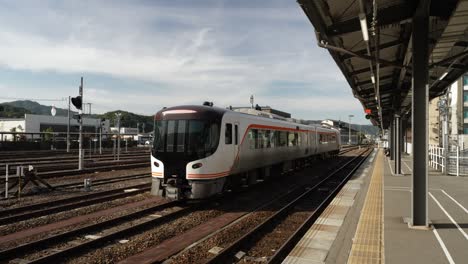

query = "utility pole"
[[99, 120, 103, 155], [78, 77, 84, 170], [152, 114, 156, 144], [348, 115, 354, 145], [67, 96, 71, 152], [116, 112, 122, 161], [94, 119, 98, 154]]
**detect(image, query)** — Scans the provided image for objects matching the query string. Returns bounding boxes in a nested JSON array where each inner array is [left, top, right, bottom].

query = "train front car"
[[151, 105, 226, 200]]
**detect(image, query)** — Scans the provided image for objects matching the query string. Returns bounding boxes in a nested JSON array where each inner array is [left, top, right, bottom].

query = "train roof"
[[155, 105, 227, 121], [156, 104, 338, 133]]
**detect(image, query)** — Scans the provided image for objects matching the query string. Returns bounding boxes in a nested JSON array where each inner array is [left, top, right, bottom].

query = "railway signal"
[[365, 108, 372, 120], [71, 96, 83, 110]]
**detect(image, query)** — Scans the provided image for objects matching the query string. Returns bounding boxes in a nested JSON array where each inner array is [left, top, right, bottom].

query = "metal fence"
[[429, 134, 468, 176], [0, 131, 152, 151], [429, 145, 446, 172]]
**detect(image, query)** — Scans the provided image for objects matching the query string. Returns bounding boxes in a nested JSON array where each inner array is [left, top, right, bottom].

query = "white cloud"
[[0, 0, 370, 124]]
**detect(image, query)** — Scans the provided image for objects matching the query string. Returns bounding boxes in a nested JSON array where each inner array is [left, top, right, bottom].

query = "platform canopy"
[[298, 0, 468, 129]]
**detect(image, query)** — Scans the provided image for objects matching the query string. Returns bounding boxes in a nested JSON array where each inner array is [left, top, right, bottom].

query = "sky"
[[0, 0, 371, 125]]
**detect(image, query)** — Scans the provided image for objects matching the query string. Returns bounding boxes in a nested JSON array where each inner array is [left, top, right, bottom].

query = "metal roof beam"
[[327, 3, 417, 37], [356, 74, 394, 86], [342, 40, 403, 60]]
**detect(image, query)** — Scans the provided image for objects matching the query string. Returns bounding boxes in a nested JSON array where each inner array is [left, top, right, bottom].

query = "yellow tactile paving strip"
[[348, 149, 384, 264]]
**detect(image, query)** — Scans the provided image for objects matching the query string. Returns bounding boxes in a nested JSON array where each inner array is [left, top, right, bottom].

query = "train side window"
[[253, 129, 259, 149], [275, 131, 280, 147], [265, 130, 271, 148], [288, 132, 295, 147], [270, 130, 276, 148], [234, 125, 238, 145], [225, 123, 232, 144], [279, 131, 287, 147], [248, 130, 254, 149]]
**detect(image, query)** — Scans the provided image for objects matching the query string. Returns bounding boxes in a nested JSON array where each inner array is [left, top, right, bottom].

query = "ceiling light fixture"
[[359, 13, 369, 42], [439, 71, 448, 80]]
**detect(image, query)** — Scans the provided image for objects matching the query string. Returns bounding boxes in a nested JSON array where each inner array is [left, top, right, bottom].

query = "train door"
[[224, 122, 239, 169], [233, 122, 240, 166]]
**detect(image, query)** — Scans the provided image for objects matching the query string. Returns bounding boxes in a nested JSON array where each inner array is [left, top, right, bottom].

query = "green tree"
[[10, 127, 17, 142], [44, 127, 54, 142]]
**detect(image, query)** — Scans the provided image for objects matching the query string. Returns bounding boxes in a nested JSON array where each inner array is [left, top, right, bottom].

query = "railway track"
[[0, 161, 149, 185], [0, 155, 149, 176], [0, 171, 150, 200], [55, 172, 149, 189], [0, 148, 149, 160], [0, 200, 190, 263], [205, 148, 371, 263], [0, 183, 150, 226], [0, 148, 368, 263], [0, 151, 149, 167]]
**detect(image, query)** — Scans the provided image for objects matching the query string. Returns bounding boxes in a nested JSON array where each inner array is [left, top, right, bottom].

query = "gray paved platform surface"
[[285, 149, 467, 264], [385, 155, 468, 264]]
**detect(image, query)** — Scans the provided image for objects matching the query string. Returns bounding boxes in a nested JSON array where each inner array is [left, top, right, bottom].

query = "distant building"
[[110, 127, 139, 135], [0, 114, 110, 140], [428, 74, 468, 149]]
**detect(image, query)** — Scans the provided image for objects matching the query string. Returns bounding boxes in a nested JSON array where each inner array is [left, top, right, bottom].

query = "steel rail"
[[56, 173, 149, 189]]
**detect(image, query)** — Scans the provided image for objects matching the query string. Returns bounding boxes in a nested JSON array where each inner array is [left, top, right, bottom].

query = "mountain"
[[0, 104, 32, 118], [0, 100, 154, 132], [100, 110, 154, 133], [0, 100, 74, 117]]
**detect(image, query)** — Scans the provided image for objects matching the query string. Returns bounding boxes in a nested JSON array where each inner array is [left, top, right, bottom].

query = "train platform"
[[283, 148, 468, 264]]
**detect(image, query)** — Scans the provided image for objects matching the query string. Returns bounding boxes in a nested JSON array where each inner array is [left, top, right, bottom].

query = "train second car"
[[151, 105, 340, 199]]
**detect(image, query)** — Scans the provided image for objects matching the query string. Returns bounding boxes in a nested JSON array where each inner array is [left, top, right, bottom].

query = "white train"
[[151, 104, 341, 199]]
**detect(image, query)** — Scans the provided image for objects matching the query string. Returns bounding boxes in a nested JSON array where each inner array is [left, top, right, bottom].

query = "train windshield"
[[153, 120, 220, 159]]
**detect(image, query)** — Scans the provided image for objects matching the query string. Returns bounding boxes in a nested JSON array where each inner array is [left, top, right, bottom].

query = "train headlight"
[[192, 163, 203, 169], [153, 161, 160, 167]]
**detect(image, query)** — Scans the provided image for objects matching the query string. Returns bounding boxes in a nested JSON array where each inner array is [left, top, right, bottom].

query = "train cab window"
[[225, 123, 232, 144], [166, 120, 176, 152], [234, 125, 238, 145], [176, 120, 186, 152], [154, 121, 166, 152]]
